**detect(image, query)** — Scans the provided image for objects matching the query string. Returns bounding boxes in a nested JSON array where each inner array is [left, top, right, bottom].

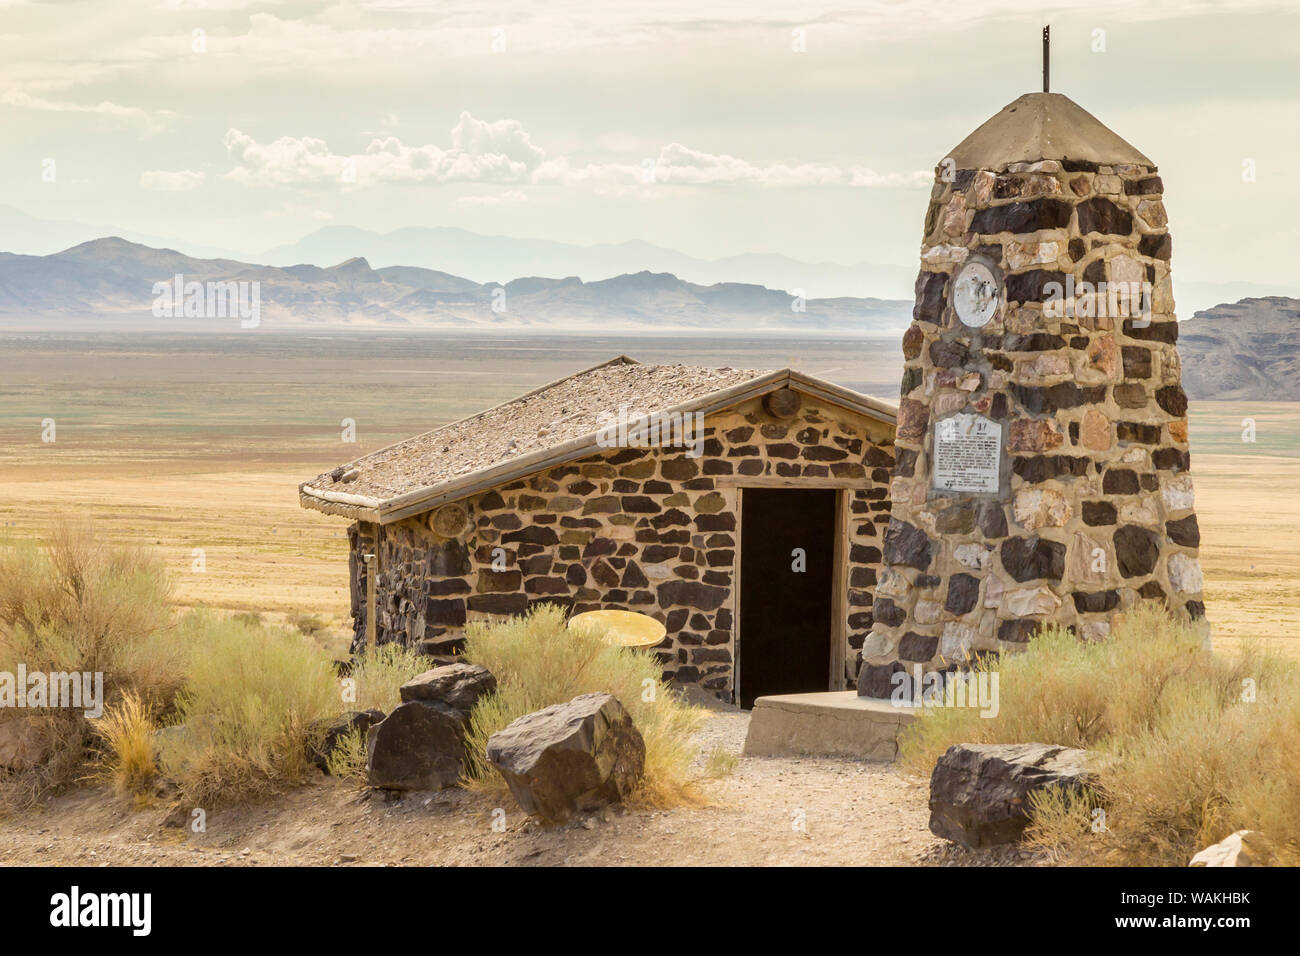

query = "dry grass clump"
[[321, 641, 429, 779], [899, 602, 1300, 865], [92, 691, 159, 799], [156, 610, 339, 806], [462, 604, 710, 807]]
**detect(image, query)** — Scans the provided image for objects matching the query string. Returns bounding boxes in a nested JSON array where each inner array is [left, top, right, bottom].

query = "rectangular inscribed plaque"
[[931, 412, 1001, 494]]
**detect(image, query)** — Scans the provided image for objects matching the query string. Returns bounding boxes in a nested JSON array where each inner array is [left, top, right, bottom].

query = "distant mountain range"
[[260, 225, 920, 302], [1, 233, 1296, 401], [1180, 297, 1300, 400], [0, 237, 912, 332], [4, 205, 1296, 315]]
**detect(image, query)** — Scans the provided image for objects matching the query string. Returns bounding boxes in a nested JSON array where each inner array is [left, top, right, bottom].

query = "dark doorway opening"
[[738, 488, 837, 708]]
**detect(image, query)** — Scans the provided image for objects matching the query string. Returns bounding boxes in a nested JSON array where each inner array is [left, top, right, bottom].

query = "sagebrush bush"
[[348, 641, 429, 713], [461, 604, 710, 807], [157, 610, 339, 806], [899, 602, 1300, 865], [0, 524, 189, 801]]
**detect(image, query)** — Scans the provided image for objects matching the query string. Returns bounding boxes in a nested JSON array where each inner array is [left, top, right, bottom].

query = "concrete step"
[[742, 691, 918, 762]]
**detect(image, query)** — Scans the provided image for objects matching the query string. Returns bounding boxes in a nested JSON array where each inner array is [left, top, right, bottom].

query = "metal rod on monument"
[[1043, 25, 1050, 93]]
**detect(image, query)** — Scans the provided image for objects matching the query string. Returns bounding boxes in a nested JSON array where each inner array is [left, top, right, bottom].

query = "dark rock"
[[467, 592, 529, 616], [1156, 385, 1188, 417], [1114, 525, 1160, 578], [428, 538, 472, 576], [928, 743, 1098, 848], [997, 619, 1040, 643], [656, 580, 727, 611], [1075, 197, 1133, 236], [873, 598, 905, 628], [857, 659, 906, 699], [1072, 590, 1120, 613], [930, 339, 971, 369], [1116, 422, 1161, 444], [913, 270, 947, 324], [425, 597, 467, 627], [485, 692, 646, 824], [899, 632, 940, 662], [1166, 514, 1201, 547], [1102, 469, 1140, 495], [1153, 448, 1191, 472], [970, 199, 1071, 235], [310, 709, 386, 772], [1003, 273, 1068, 307], [883, 519, 933, 570], [1082, 501, 1117, 526], [945, 574, 980, 616], [1121, 346, 1152, 379], [399, 663, 497, 715], [1138, 233, 1172, 260], [366, 701, 468, 791], [1000, 536, 1066, 582]]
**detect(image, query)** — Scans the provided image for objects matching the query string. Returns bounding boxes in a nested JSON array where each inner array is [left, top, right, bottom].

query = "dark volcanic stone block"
[[970, 199, 1072, 235], [1166, 514, 1201, 547], [1072, 590, 1120, 613], [1082, 501, 1118, 526], [899, 632, 940, 662], [1000, 536, 1066, 583], [946, 573, 980, 616], [883, 519, 933, 570], [1114, 524, 1160, 578], [1075, 197, 1133, 236], [1156, 385, 1189, 417]]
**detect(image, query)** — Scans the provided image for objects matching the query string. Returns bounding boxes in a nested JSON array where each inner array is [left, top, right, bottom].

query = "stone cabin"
[[300, 356, 898, 705]]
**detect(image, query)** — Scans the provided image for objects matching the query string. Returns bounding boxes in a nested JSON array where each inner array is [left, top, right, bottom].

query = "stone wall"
[[345, 393, 894, 702], [861, 158, 1206, 694]]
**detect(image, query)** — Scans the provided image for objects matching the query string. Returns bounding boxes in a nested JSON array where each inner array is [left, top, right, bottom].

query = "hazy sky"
[[2, 0, 1297, 286]]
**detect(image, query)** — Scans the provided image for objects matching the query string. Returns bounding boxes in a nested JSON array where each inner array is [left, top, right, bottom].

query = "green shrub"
[[899, 602, 1300, 865], [157, 610, 338, 806], [348, 641, 429, 713], [462, 604, 710, 807]]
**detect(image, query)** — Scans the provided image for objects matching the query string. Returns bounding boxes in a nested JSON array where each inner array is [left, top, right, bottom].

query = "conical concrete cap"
[[945, 92, 1152, 169]]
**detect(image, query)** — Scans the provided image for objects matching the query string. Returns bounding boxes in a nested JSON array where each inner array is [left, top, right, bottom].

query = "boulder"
[[1189, 830, 1276, 867], [365, 701, 467, 791], [485, 692, 645, 823], [399, 662, 496, 716], [310, 709, 385, 772], [929, 742, 1097, 848]]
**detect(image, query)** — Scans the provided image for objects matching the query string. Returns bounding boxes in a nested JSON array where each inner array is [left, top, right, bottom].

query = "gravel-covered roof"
[[299, 355, 895, 520]]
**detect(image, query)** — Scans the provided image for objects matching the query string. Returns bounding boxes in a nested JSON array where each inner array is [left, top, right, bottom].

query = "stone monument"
[[860, 87, 1207, 698]]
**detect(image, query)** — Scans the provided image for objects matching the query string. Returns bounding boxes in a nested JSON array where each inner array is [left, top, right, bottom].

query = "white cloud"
[[223, 112, 927, 192], [0, 90, 173, 132], [140, 169, 206, 191]]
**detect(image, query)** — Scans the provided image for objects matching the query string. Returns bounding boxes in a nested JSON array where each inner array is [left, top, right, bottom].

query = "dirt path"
[[0, 712, 1039, 867]]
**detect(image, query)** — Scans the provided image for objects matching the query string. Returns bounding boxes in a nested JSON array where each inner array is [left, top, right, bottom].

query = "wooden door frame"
[[733, 486, 849, 706]]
